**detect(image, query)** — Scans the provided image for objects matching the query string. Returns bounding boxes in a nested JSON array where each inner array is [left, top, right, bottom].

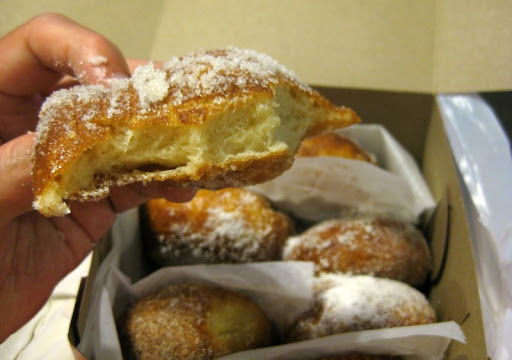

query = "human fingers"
[[0, 133, 35, 226], [46, 58, 165, 96], [0, 13, 130, 97], [107, 182, 197, 214], [59, 182, 195, 244], [0, 57, 157, 144], [46, 59, 163, 95], [0, 130, 195, 223], [0, 13, 131, 143], [52, 187, 184, 246]]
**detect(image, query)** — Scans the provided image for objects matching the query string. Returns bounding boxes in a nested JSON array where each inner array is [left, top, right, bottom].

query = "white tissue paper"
[[76, 210, 465, 360], [250, 124, 436, 225], [438, 94, 512, 359]]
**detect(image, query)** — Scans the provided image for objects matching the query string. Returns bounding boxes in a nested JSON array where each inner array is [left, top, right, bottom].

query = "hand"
[[0, 13, 195, 342]]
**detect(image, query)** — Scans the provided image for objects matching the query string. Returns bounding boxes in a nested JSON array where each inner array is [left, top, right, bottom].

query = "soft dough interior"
[[53, 86, 313, 205]]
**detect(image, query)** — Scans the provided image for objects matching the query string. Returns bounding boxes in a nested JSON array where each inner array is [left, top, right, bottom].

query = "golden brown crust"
[[282, 216, 430, 286], [118, 284, 274, 360], [296, 132, 376, 164], [32, 47, 360, 216], [144, 188, 294, 265], [287, 274, 436, 342]]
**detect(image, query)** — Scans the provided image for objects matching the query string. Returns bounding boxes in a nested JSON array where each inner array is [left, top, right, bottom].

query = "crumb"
[[88, 56, 108, 66]]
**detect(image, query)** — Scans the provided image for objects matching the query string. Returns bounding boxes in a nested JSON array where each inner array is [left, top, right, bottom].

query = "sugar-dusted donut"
[[283, 216, 430, 286], [287, 273, 436, 341], [144, 187, 294, 265], [32, 47, 359, 216], [118, 283, 274, 360]]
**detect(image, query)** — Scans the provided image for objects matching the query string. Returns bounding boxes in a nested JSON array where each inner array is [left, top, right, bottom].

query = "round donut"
[[282, 216, 430, 286], [296, 132, 376, 164], [144, 187, 294, 266], [118, 283, 274, 360], [287, 273, 436, 342]]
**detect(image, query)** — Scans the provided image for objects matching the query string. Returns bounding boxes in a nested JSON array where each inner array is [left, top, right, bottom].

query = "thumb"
[[0, 132, 35, 225]]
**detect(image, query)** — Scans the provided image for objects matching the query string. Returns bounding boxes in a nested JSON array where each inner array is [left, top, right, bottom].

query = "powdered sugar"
[[282, 216, 430, 286], [153, 189, 290, 264], [88, 55, 108, 66], [36, 47, 309, 151], [36, 84, 106, 144], [202, 195, 273, 258], [159, 205, 272, 263], [106, 78, 131, 118], [131, 62, 169, 111], [33, 47, 317, 216], [317, 273, 430, 325], [284, 217, 378, 252], [161, 46, 307, 107], [292, 273, 434, 339]]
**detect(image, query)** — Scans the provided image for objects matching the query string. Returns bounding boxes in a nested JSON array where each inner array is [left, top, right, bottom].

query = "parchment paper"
[[77, 209, 465, 360], [250, 124, 436, 224]]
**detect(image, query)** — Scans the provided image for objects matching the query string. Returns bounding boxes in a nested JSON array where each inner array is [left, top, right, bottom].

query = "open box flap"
[[438, 94, 512, 359], [422, 100, 487, 358]]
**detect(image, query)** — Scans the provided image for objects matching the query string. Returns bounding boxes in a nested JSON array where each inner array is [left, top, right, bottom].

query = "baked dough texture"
[[287, 273, 436, 342], [32, 47, 359, 216], [118, 283, 274, 360], [143, 187, 294, 265]]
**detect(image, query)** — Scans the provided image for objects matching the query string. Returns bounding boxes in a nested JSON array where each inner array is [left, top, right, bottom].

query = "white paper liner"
[[250, 124, 436, 224], [110, 261, 315, 336], [220, 322, 465, 360], [85, 261, 315, 360], [77, 209, 465, 360]]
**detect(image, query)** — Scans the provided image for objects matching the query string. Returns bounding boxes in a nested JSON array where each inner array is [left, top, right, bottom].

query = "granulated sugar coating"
[[131, 63, 170, 111], [118, 283, 274, 360], [162, 47, 306, 106], [32, 46, 359, 216], [287, 273, 436, 341], [88, 55, 108, 66], [282, 216, 431, 286], [36, 48, 304, 156], [144, 188, 294, 266]]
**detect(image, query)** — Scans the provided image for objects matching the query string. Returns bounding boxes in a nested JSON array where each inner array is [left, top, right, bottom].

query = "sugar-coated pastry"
[[287, 273, 436, 342], [118, 283, 274, 360], [282, 216, 430, 286], [296, 132, 376, 164], [32, 46, 360, 216], [144, 187, 294, 266]]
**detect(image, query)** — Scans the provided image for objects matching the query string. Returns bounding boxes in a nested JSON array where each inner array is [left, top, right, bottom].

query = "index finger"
[[0, 13, 130, 97]]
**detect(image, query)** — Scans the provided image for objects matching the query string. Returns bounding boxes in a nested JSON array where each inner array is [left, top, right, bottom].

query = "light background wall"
[[1, 0, 511, 92]]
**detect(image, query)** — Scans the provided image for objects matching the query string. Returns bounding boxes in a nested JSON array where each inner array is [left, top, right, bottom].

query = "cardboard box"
[[67, 87, 486, 359], [3, 1, 509, 358]]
